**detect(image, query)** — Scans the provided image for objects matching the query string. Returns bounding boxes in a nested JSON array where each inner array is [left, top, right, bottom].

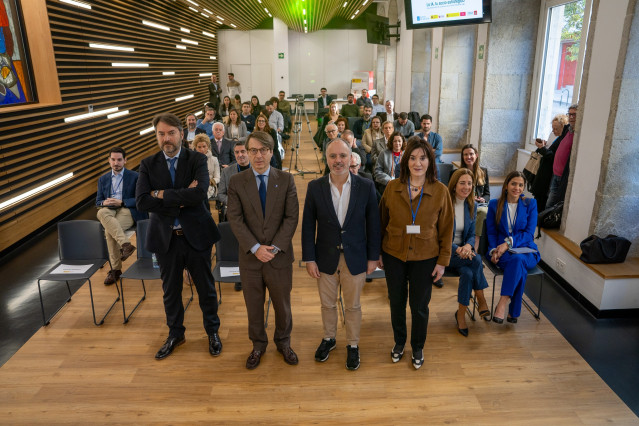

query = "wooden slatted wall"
[[0, 0, 222, 253]]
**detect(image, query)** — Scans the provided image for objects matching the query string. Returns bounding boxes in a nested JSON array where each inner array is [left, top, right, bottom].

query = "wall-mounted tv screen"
[[366, 14, 391, 46], [405, 0, 492, 30]]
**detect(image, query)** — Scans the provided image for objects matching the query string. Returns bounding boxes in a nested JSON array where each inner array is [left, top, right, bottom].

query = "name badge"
[[406, 225, 421, 234]]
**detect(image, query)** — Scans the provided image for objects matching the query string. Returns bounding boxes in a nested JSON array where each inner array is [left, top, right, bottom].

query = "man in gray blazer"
[[211, 122, 236, 167], [227, 131, 299, 370]]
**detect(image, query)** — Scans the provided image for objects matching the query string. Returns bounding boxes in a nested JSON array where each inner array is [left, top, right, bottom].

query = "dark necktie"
[[168, 158, 179, 226], [257, 175, 267, 216]]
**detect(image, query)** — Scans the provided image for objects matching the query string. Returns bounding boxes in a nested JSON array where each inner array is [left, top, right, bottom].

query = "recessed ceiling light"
[[142, 20, 170, 31], [176, 45, 187, 49], [343, 2, 347, 7], [195, 110, 203, 116], [203, 31, 215, 38], [89, 43, 134, 52], [230, 24, 237, 28], [216, 20, 222, 24], [139, 126, 155, 135], [210, 56, 217, 60], [216, 16, 224, 20], [0, 173, 74, 211], [181, 38, 198, 45], [59, 0, 91, 9], [188, 6, 197, 12], [175, 94, 194, 102], [65, 107, 119, 122], [203, 8, 212, 14], [180, 27, 190, 33], [201, 13, 209, 17], [111, 63, 149, 67], [107, 110, 129, 119], [199, 73, 212, 76], [187, 0, 198, 6], [162, 71, 175, 75]]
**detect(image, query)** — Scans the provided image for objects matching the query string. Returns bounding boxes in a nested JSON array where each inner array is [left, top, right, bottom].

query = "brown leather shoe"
[[104, 269, 121, 285], [278, 346, 299, 365], [120, 242, 136, 261], [246, 350, 262, 370]]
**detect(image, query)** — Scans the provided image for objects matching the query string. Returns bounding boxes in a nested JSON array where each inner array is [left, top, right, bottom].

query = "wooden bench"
[[543, 229, 639, 280]]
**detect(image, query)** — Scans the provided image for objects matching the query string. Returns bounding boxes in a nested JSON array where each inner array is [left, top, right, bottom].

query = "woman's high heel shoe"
[[492, 309, 504, 324], [506, 316, 518, 323], [454, 312, 469, 337]]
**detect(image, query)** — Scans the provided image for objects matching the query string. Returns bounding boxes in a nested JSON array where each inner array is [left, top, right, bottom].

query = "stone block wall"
[[410, 28, 431, 116], [592, 0, 639, 256], [479, 0, 540, 176], [439, 25, 475, 149]]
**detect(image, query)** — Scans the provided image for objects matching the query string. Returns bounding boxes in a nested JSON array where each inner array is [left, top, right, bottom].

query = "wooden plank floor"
[[0, 125, 636, 424]]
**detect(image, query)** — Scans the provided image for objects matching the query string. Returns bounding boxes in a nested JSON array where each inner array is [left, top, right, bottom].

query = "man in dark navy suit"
[[136, 112, 222, 360], [96, 146, 147, 285], [302, 138, 381, 370]]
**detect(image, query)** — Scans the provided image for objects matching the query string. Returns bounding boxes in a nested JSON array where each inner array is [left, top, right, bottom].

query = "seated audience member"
[[487, 171, 540, 324], [371, 94, 385, 116], [378, 100, 398, 123], [196, 106, 222, 139], [374, 131, 406, 194], [371, 120, 395, 166], [240, 102, 256, 132], [457, 144, 490, 251], [446, 169, 490, 336], [211, 122, 236, 167], [362, 115, 383, 160], [531, 105, 576, 211], [314, 101, 341, 149], [183, 112, 205, 147], [277, 91, 292, 132], [219, 96, 233, 122], [254, 113, 282, 169], [415, 114, 443, 163], [321, 122, 339, 159], [335, 116, 349, 137], [342, 130, 366, 169], [394, 112, 415, 138], [233, 94, 242, 111], [350, 152, 374, 182], [356, 88, 373, 109], [96, 147, 147, 285], [225, 108, 248, 143], [191, 134, 221, 200], [250, 96, 263, 118], [340, 94, 360, 118], [217, 141, 250, 219], [265, 100, 284, 134], [353, 106, 373, 142]]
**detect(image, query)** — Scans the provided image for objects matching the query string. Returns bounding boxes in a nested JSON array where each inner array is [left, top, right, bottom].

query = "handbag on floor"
[[579, 234, 631, 264]]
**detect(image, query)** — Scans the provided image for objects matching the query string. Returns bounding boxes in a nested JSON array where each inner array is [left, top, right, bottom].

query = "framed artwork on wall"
[[1, 0, 35, 106]]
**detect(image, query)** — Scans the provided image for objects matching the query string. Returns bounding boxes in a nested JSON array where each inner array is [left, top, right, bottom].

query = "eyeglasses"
[[248, 147, 271, 155], [349, 165, 359, 170], [568, 113, 577, 117], [326, 129, 337, 134]]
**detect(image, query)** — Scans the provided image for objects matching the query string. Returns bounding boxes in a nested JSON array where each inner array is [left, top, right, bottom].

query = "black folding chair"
[[119, 219, 193, 323], [478, 222, 544, 320], [213, 222, 271, 327], [37, 220, 120, 326]]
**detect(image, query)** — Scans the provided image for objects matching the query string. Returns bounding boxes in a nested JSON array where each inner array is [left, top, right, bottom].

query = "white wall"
[[218, 29, 274, 104], [288, 30, 375, 98]]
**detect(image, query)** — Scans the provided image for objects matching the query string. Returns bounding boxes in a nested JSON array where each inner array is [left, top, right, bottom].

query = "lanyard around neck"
[[407, 177, 424, 225], [507, 202, 518, 236]]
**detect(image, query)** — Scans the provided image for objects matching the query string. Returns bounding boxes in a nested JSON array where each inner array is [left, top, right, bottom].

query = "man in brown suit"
[[227, 131, 299, 370]]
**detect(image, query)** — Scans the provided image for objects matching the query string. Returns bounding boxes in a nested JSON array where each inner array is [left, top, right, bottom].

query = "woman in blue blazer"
[[486, 171, 540, 323], [446, 169, 490, 337]]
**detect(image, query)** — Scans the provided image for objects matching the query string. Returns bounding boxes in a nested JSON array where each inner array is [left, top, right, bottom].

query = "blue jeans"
[[447, 253, 489, 306], [546, 174, 563, 209]]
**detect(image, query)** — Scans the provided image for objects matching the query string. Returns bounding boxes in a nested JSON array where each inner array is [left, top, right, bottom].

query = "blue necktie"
[[257, 174, 267, 217], [168, 158, 179, 227]]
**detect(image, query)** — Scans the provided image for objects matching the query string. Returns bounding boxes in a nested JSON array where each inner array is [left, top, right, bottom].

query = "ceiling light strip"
[[64, 106, 119, 123], [142, 20, 170, 31], [0, 173, 75, 211]]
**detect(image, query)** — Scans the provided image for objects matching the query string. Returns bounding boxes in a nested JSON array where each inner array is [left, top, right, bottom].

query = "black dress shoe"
[[234, 282, 242, 291], [246, 350, 262, 370], [208, 333, 222, 356], [454, 312, 469, 337], [278, 346, 299, 365], [492, 315, 504, 324], [433, 279, 444, 288], [506, 316, 518, 324], [155, 336, 185, 360]]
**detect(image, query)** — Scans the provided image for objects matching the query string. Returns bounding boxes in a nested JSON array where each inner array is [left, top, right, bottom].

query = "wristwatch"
[[269, 247, 280, 254], [154, 190, 160, 198]]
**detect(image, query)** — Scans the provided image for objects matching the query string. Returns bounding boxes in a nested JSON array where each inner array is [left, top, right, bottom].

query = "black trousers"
[[156, 234, 220, 338], [382, 252, 437, 351]]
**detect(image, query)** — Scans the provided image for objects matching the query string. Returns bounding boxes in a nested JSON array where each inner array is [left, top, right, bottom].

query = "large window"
[[530, 0, 589, 143]]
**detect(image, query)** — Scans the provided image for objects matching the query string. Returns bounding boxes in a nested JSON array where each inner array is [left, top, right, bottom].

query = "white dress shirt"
[[329, 173, 351, 227]]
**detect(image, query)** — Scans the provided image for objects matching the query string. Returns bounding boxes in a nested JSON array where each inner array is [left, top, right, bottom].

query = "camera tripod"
[[287, 99, 322, 175]]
